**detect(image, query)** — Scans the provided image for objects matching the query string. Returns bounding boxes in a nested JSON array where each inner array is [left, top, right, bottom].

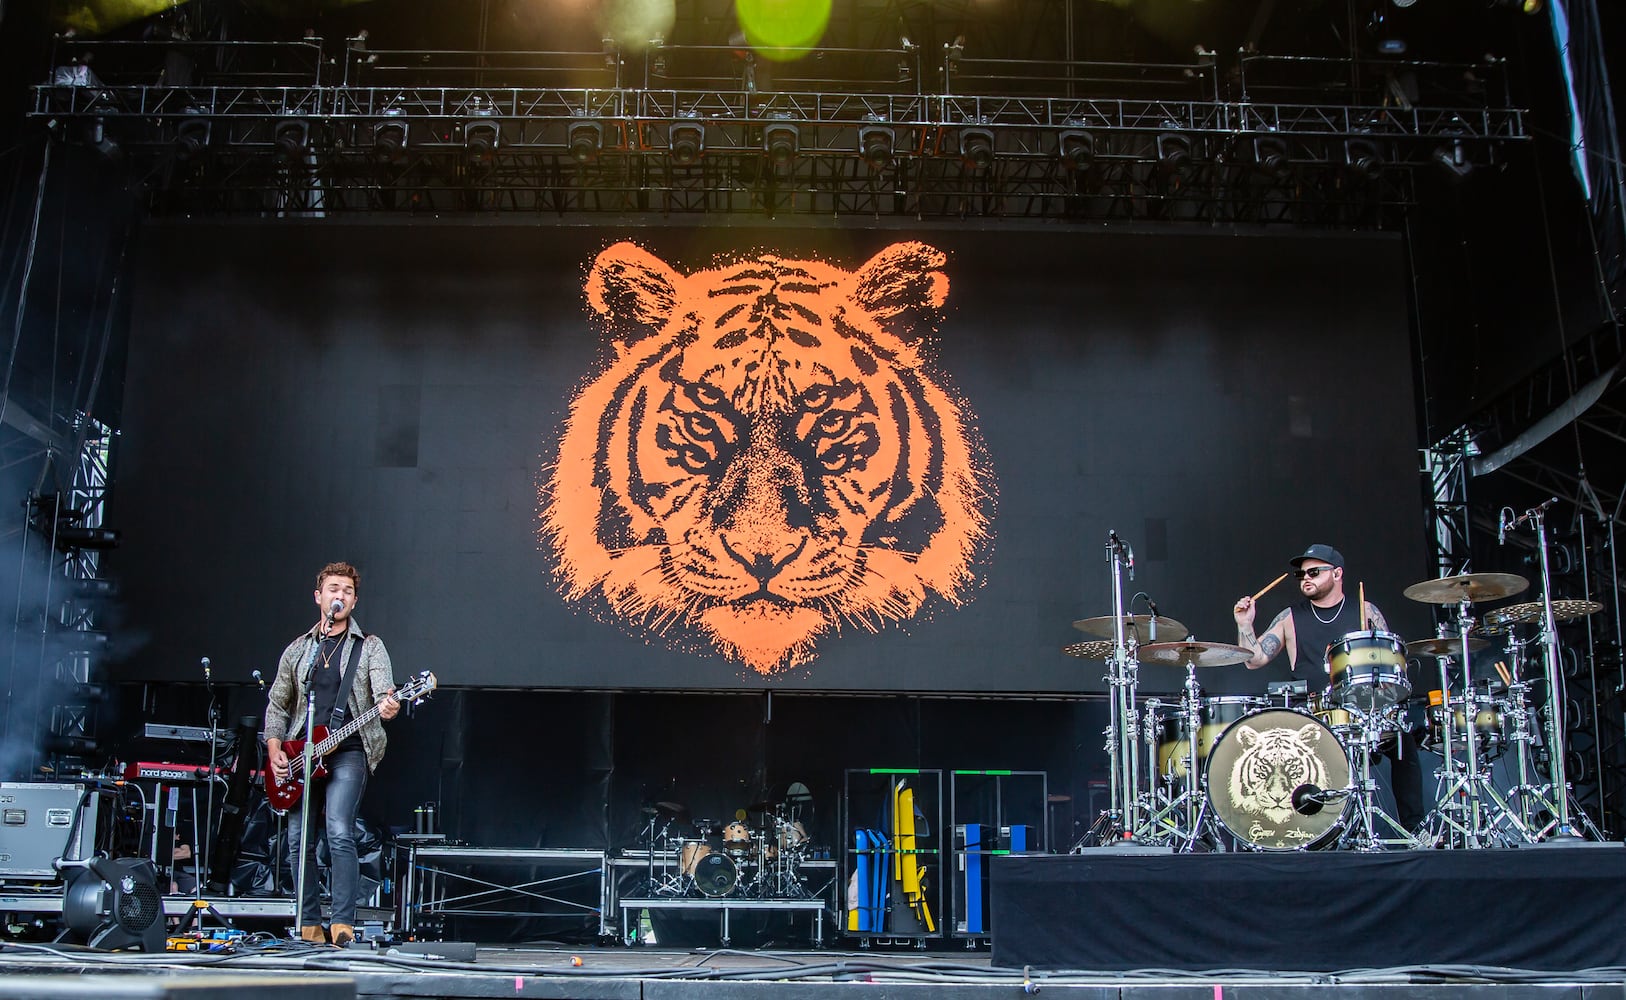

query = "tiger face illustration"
[[538, 241, 995, 676], [1228, 722, 1332, 825]]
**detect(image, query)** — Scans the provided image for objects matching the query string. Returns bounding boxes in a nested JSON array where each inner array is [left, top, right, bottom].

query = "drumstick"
[[1359, 581, 1366, 631], [1251, 572, 1289, 602], [1495, 661, 1512, 686]]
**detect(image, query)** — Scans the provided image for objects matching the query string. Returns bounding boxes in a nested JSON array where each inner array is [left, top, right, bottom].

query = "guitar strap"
[[330, 634, 368, 729]]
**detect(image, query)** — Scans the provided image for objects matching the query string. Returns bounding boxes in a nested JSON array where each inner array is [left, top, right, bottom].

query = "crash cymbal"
[[1071, 614, 1188, 641], [1406, 635, 1490, 658], [1137, 640, 1253, 668], [1402, 572, 1529, 605], [1062, 640, 1116, 660], [1484, 599, 1605, 628]]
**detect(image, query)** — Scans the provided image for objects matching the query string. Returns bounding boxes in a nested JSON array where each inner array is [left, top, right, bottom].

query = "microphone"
[[1109, 530, 1134, 580], [252, 669, 266, 691], [1498, 509, 1509, 546], [201, 656, 211, 683], [1291, 783, 1325, 816], [326, 598, 344, 623], [1147, 599, 1159, 641]]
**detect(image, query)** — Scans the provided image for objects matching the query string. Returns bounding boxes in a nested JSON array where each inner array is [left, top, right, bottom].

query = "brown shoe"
[[329, 923, 355, 947], [299, 925, 326, 944]]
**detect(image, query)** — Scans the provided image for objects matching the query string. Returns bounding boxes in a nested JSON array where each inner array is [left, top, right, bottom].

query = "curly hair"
[[315, 561, 360, 593]]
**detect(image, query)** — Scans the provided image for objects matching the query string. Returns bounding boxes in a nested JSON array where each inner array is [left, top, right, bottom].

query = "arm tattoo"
[[1268, 608, 1291, 629], [1260, 634, 1282, 660], [1367, 603, 1388, 632]]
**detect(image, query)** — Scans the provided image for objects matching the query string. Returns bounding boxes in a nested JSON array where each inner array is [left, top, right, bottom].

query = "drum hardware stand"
[[1416, 630, 1527, 849], [1094, 530, 1142, 846], [1137, 668, 1216, 851], [1501, 501, 1602, 843], [1335, 707, 1420, 851]]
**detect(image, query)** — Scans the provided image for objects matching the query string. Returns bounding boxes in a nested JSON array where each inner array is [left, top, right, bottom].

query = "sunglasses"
[[1293, 566, 1336, 580]]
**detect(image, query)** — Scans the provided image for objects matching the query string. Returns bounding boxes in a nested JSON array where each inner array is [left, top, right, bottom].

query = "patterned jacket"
[[263, 618, 396, 773]]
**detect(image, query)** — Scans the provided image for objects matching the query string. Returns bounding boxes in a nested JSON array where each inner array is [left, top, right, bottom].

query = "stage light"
[[55, 526, 121, 551], [959, 128, 994, 172], [464, 120, 501, 167], [1432, 140, 1472, 181], [568, 120, 604, 164], [1156, 132, 1191, 172], [43, 734, 101, 756], [1250, 136, 1290, 178], [763, 122, 799, 167], [1058, 129, 1095, 170], [669, 121, 704, 165], [173, 115, 210, 160], [859, 125, 894, 168], [273, 119, 308, 161], [373, 119, 408, 161], [1343, 138, 1384, 180], [62, 858, 165, 952]]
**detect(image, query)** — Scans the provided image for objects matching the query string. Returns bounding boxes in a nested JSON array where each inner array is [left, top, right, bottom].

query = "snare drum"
[[1326, 630, 1410, 711], [1305, 689, 1353, 734], [1205, 708, 1350, 850]]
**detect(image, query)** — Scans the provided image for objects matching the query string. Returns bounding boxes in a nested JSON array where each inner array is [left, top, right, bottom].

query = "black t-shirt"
[[1289, 595, 1367, 673], [310, 633, 365, 752]]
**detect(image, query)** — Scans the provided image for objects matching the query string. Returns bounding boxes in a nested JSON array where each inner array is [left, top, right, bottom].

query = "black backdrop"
[[111, 221, 1424, 695]]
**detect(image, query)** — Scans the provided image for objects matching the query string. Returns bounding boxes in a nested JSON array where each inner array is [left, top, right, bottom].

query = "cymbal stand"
[[1506, 502, 1601, 841], [1495, 639, 1548, 839], [1138, 667, 1207, 848], [1103, 531, 1141, 842]]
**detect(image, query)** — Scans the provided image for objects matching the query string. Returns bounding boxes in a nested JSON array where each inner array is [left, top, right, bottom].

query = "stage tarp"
[[990, 847, 1626, 972]]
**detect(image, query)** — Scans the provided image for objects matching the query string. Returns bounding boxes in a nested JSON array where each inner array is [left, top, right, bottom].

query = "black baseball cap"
[[1289, 544, 1344, 569]]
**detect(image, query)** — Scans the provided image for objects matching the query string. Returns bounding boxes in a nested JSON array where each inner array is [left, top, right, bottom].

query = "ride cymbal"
[[1405, 636, 1490, 658], [1136, 640, 1252, 668], [1484, 599, 1605, 628], [1402, 572, 1529, 605], [1071, 614, 1188, 641]]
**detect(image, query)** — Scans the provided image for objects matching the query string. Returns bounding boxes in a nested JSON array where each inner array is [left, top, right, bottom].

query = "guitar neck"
[[310, 700, 385, 757]]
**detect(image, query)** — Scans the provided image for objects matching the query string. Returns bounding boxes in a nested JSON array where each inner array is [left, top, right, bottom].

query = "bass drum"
[[1204, 708, 1350, 850], [691, 851, 738, 897]]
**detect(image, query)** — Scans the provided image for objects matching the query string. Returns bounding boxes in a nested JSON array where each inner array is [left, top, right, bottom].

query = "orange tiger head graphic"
[[538, 241, 996, 676]]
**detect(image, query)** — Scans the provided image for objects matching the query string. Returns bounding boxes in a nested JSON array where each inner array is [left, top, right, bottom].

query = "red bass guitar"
[[264, 670, 436, 813]]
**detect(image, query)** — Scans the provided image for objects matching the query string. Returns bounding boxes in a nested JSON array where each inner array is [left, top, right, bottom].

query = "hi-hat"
[[1071, 614, 1188, 641], [1406, 636, 1490, 658], [1402, 572, 1529, 605], [1062, 640, 1116, 660], [1484, 599, 1605, 628], [1137, 640, 1252, 668]]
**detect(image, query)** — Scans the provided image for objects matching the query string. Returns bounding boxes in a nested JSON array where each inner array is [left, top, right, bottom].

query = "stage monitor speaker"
[[60, 857, 165, 951]]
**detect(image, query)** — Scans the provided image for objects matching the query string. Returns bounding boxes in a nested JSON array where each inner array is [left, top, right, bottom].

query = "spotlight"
[[669, 122, 704, 166], [568, 120, 603, 164], [1250, 136, 1290, 178], [1058, 129, 1095, 170], [43, 734, 101, 756], [1156, 132, 1191, 172], [61, 858, 165, 952], [763, 122, 799, 167], [859, 125, 894, 168], [464, 120, 500, 167], [373, 119, 408, 161], [55, 527, 121, 551], [1432, 140, 1473, 181], [273, 119, 308, 161], [1343, 138, 1384, 179], [958, 128, 994, 172], [173, 116, 210, 160]]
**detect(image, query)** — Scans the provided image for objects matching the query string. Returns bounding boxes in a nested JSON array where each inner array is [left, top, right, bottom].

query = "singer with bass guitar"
[[263, 561, 399, 947]]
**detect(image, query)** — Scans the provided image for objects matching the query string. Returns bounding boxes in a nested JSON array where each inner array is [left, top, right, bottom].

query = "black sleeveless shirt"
[[1289, 596, 1367, 673]]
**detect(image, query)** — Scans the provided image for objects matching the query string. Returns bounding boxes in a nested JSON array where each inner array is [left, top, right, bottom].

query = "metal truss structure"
[[29, 34, 1527, 223]]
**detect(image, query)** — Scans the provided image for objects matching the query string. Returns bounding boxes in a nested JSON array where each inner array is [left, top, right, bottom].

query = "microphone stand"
[[292, 619, 326, 939]]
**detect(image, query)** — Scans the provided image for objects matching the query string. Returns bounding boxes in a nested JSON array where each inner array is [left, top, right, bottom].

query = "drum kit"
[[1070, 517, 1605, 853], [635, 797, 815, 900]]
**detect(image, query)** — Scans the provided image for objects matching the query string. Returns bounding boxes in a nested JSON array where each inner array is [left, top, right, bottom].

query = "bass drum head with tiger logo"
[[1204, 708, 1350, 850]]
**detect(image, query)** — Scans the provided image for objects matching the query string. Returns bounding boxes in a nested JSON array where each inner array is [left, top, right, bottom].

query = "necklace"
[[317, 633, 343, 670], [1312, 596, 1347, 625]]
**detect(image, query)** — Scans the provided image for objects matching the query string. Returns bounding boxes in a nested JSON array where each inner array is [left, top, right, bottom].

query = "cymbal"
[[1062, 640, 1116, 660], [1071, 614, 1188, 641], [1137, 640, 1253, 668], [1406, 636, 1490, 658], [1402, 572, 1529, 605], [1484, 599, 1605, 628]]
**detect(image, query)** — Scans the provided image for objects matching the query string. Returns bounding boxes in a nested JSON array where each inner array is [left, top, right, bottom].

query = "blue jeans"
[[287, 747, 368, 925]]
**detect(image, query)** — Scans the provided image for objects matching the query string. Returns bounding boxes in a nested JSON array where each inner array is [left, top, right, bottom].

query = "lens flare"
[[735, 0, 832, 61], [601, 0, 676, 52]]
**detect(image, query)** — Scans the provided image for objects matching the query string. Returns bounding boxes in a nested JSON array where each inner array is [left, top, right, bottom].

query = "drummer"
[[1232, 543, 1425, 834]]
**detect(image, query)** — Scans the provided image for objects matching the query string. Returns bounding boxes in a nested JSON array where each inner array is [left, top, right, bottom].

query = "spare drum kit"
[[1071, 513, 1604, 853], [635, 797, 815, 900]]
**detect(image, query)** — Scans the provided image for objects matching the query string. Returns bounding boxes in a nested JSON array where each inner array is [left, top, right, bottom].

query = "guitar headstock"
[[397, 670, 437, 705]]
